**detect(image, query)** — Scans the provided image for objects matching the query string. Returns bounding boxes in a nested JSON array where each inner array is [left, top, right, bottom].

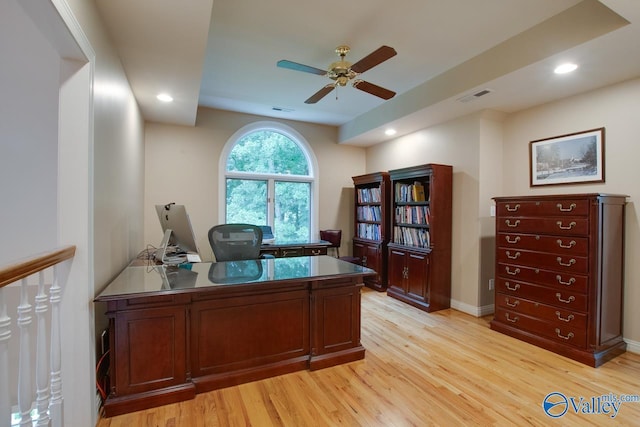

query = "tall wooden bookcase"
[[352, 172, 390, 291], [387, 164, 452, 312]]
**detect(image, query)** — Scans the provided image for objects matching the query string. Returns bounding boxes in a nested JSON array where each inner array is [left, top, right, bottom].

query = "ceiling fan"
[[277, 45, 397, 104]]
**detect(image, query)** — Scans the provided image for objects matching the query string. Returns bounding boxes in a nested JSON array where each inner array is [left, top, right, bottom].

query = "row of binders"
[[394, 181, 428, 203], [357, 187, 382, 203], [357, 223, 381, 240], [395, 205, 430, 225], [393, 226, 430, 248], [357, 205, 382, 222]]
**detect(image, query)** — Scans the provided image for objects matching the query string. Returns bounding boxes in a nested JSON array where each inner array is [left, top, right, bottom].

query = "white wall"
[[1, 0, 145, 425], [502, 77, 640, 346], [0, 0, 60, 263], [144, 108, 366, 261]]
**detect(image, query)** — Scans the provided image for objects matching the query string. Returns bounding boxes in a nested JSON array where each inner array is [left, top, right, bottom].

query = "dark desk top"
[[95, 255, 373, 301], [260, 239, 330, 249]]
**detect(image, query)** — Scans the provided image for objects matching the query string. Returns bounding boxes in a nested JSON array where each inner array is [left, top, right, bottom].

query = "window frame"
[[219, 121, 319, 240]]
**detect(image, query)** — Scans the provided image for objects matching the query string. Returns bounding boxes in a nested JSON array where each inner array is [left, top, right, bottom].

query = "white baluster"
[[17, 278, 33, 426], [0, 288, 11, 426], [49, 265, 63, 427], [35, 271, 50, 426]]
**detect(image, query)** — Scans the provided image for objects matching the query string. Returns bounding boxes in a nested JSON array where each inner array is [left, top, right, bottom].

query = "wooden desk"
[[260, 239, 331, 257], [95, 256, 374, 417]]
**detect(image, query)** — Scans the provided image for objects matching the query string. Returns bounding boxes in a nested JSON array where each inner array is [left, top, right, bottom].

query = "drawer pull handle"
[[506, 251, 521, 259], [556, 257, 576, 267], [362, 255, 368, 265], [556, 293, 575, 304], [557, 239, 576, 249], [311, 249, 321, 255], [555, 328, 575, 340], [505, 236, 520, 244], [505, 313, 519, 323], [555, 311, 575, 322], [505, 298, 519, 307], [556, 275, 576, 286], [556, 221, 577, 230], [505, 204, 520, 212], [505, 267, 520, 276], [505, 219, 520, 228], [505, 282, 520, 291], [556, 203, 577, 212]]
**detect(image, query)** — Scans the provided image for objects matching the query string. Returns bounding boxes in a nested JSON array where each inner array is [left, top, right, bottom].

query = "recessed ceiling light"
[[156, 93, 173, 102], [554, 63, 578, 74], [385, 128, 397, 136]]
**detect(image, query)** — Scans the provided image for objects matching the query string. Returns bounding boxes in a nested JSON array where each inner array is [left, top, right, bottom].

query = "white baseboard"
[[450, 299, 494, 317], [624, 338, 640, 354]]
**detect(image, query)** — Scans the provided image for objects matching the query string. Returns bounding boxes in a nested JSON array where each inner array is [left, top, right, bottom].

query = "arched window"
[[220, 121, 318, 242]]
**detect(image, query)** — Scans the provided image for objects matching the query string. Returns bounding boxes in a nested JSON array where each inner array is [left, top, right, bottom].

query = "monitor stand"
[[154, 229, 187, 265]]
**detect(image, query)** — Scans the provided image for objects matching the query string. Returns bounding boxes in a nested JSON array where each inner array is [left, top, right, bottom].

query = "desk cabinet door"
[[310, 280, 364, 370], [112, 305, 188, 396]]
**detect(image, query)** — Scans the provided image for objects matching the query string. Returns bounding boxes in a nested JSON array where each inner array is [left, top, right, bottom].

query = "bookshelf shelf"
[[387, 164, 452, 312], [351, 172, 391, 291]]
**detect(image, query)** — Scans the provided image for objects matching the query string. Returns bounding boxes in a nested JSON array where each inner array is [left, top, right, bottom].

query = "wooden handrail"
[[0, 245, 76, 289]]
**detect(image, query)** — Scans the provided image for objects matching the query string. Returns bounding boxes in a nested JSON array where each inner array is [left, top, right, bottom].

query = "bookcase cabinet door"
[[387, 248, 407, 294], [354, 240, 385, 290], [406, 251, 429, 302]]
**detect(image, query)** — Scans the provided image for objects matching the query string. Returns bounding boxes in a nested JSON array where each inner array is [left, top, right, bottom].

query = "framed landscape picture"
[[529, 128, 605, 187]]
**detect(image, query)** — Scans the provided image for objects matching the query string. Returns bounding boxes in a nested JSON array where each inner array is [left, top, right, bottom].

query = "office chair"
[[208, 260, 263, 284], [320, 229, 342, 258], [208, 224, 264, 262]]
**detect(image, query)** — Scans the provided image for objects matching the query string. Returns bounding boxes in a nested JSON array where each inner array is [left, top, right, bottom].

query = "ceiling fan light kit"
[[277, 45, 397, 104]]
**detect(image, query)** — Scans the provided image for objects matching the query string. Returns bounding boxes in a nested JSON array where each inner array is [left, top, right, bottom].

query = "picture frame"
[[529, 127, 605, 187]]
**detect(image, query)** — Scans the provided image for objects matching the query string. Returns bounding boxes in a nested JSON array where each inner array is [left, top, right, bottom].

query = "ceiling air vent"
[[457, 88, 493, 103], [272, 106, 294, 112]]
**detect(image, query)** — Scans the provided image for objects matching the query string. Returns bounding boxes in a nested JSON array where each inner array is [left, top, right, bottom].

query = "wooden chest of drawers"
[[490, 194, 627, 367]]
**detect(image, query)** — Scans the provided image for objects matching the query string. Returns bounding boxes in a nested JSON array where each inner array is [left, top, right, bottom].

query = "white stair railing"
[[0, 246, 75, 427]]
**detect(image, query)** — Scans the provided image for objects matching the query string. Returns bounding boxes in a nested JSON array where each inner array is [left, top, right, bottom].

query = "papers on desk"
[[186, 253, 202, 263]]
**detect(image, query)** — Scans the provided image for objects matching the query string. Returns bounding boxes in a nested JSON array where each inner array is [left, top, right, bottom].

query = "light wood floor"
[[97, 288, 640, 426]]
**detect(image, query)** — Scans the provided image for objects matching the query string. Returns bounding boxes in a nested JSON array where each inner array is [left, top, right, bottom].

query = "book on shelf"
[[393, 226, 430, 248], [412, 181, 426, 202], [357, 187, 382, 203], [395, 181, 429, 203], [394, 205, 430, 225], [357, 223, 381, 240], [357, 205, 382, 222]]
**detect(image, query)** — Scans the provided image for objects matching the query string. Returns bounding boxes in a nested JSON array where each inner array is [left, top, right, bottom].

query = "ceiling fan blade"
[[350, 46, 397, 74], [353, 80, 396, 100], [305, 84, 336, 104], [277, 60, 327, 76]]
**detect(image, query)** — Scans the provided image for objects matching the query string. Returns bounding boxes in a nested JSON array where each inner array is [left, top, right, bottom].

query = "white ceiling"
[[95, 0, 640, 146]]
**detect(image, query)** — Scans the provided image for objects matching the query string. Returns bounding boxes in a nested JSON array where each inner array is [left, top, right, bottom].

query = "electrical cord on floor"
[[95, 349, 110, 401]]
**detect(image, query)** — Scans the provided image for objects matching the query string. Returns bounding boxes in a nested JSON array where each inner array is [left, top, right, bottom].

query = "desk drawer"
[[305, 247, 327, 256], [280, 247, 305, 257]]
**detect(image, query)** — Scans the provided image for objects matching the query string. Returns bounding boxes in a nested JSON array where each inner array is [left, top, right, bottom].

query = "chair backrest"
[[208, 224, 263, 261], [320, 229, 342, 248]]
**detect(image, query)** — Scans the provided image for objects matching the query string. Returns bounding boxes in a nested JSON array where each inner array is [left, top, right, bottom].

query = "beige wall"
[[366, 77, 640, 347], [502, 77, 640, 346], [366, 114, 489, 314], [144, 108, 367, 261]]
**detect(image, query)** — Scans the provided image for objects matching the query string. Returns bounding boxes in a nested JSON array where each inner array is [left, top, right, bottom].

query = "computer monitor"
[[155, 203, 200, 256]]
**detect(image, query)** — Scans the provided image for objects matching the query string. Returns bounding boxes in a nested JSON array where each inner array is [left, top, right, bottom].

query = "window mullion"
[[267, 179, 275, 227]]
